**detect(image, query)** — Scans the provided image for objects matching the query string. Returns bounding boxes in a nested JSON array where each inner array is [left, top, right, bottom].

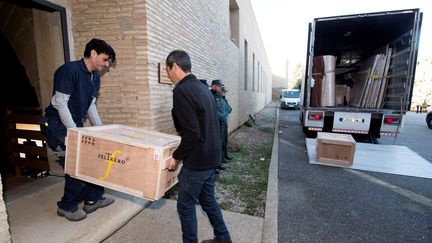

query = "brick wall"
[[71, 0, 149, 128], [70, 0, 271, 133], [0, 175, 11, 243]]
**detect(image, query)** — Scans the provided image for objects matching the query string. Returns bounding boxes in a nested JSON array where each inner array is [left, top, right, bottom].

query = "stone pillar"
[[0, 175, 11, 243]]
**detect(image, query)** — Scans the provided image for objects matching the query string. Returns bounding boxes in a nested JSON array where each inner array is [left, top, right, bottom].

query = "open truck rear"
[[301, 9, 422, 142]]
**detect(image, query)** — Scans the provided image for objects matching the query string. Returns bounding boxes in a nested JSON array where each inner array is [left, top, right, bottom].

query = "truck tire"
[[426, 115, 432, 129]]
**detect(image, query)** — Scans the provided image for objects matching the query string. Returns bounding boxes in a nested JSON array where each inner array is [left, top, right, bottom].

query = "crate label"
[[98, 150, 122, 180]]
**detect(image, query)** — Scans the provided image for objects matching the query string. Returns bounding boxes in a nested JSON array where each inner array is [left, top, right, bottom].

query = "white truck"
[[301, 9, 422, 142]]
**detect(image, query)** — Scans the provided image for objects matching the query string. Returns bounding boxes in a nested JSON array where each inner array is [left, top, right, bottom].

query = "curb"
[[261, 106, 279, 243]]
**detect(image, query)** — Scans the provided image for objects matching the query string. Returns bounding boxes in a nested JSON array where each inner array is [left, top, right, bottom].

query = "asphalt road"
[[277, 109, 432, 243]]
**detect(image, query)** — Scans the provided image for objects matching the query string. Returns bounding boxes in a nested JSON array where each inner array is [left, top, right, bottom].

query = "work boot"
[[83, 196, 115, 214], [57, 208, 87, 221]]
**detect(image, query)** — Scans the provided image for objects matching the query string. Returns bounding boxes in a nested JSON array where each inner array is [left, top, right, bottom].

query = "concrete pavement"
[[4, 103, 279, 243], [5, 176, 150, 243], [103, 198, 264, 243], [277, 109, 432, 242]]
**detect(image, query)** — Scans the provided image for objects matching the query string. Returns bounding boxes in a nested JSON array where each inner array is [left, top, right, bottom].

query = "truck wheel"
[[427, 115, 432, 129]]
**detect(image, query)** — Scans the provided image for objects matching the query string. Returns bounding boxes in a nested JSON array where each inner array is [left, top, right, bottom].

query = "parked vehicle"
[[301, 9, 422, 141], [280, 89, 301, 109], [426, 111, 432, 129]]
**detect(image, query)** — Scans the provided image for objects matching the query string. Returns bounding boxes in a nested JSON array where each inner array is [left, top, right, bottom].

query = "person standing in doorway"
[[41, 38, 116, 221], [165, 50, 232, 243], [211, 80, 232, 165]]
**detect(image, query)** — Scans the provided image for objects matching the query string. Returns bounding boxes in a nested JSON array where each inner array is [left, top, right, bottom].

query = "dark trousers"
[[416, 105, 423, 113], [220, 120, 228, 159], [54, 153, 104, 212], [177, 167, 231, 243], [45, 120, 104, 212]]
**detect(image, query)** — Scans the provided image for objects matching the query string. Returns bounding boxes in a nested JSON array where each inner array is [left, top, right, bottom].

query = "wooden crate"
[[65, 124, 181, 201], [316, 132, 356, 166]]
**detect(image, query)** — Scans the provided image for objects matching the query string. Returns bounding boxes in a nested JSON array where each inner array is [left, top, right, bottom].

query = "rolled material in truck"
[[65, 124, 181, 201], [321, 55, 337, 107]]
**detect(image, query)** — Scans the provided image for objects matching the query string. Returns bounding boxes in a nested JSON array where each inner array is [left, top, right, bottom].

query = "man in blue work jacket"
[[42, 38, 116, 221]]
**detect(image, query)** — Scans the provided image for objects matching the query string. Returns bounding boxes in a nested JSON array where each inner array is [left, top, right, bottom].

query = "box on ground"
[[65, 124, 181, 201], [316, 132, 356, 166]]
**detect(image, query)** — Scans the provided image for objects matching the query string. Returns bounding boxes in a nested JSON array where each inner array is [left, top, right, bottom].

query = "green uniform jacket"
[[211, 90, 232, 123]]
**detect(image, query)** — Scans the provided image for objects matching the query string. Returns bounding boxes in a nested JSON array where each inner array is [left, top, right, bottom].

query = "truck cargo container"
[[301, 9, 422, 142]]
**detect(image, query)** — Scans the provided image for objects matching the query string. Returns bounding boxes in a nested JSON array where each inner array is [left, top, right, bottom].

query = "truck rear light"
[[383, 117, 401, 125], [308, 113, 323, 120]]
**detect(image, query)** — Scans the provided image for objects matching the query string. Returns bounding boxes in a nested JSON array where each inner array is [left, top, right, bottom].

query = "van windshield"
[[282, 90, 300, 98]]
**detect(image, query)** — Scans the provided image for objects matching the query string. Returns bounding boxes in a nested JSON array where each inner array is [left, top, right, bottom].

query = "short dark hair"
[[84, 38, 116, 63], [166, 50, 191, 72]]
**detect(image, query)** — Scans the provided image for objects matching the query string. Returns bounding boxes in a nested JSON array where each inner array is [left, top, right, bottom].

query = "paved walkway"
[[4, 103, 279, 243]]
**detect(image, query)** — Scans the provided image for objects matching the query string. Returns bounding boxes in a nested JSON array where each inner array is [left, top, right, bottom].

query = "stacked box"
[[0, 175, 11, 243], [65, 124, 181, 201], [316, 132, 356, 166]]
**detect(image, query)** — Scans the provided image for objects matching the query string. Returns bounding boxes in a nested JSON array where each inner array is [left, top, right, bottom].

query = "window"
[[262, 70, 264, 93], [252, 53, 255, 92], [229, 0, 239, 47], [244, 40, 248, 90], [257, 61, 260, 92]]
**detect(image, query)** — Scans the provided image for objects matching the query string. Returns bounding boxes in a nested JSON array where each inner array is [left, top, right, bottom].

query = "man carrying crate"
[[41, 39, 116, 221], [165, 50, 232, 243]]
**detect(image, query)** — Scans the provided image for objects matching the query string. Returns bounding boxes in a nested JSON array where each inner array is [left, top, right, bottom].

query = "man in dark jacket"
[[42, 39, 116, 221], [166, 50, 231, 243]]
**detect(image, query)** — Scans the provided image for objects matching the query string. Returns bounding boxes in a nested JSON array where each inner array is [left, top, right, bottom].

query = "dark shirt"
[[171, 74, 222, 171], [44, 59, 100, 127]]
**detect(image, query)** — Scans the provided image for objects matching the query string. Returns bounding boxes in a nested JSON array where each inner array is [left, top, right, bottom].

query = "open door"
[[0, 0, 69, 185]]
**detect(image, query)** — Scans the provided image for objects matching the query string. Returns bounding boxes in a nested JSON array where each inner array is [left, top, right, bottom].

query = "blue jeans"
[[54, 146, 104, 212], [177, 167, 231, 243]]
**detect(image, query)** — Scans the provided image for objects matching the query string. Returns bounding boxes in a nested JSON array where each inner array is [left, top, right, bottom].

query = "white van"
[[280, 89, 301, 109]]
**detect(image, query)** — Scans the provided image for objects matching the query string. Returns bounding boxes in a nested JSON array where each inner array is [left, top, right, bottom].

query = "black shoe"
[[217, 165, 226, 170], [215, 170, 220, 175], [222, 159, 228, 164]]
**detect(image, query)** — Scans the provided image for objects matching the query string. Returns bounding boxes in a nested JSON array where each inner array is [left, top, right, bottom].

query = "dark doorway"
[[0, 0, 69, 187]]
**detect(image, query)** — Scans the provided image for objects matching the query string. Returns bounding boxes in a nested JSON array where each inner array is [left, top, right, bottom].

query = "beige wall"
[[68, 0, 272, 133], [237, 0, 272, 125], [272, 74, 288, 100], [71, 0, 145, 128], [33, 10, 65, 110]]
